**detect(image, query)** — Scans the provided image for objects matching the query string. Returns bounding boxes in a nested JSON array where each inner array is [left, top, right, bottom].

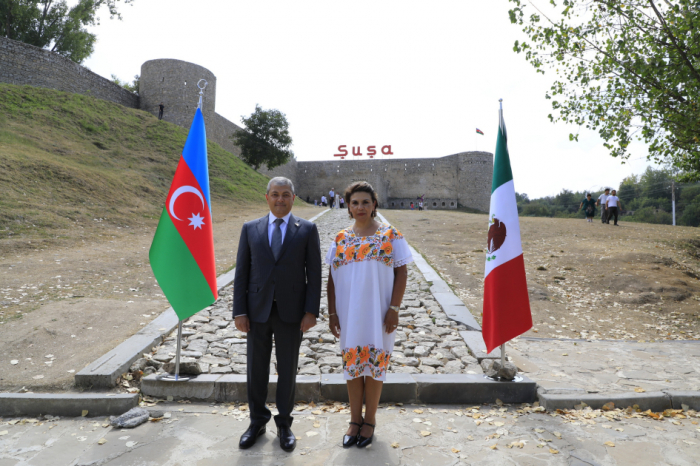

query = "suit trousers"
[[247, 302, 302, 428]]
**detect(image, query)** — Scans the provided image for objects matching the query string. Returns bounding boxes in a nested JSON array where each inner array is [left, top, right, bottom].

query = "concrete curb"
[[141, 373, 537, 404], [538, 388, 700, 412], [0, 393, 139, 418]]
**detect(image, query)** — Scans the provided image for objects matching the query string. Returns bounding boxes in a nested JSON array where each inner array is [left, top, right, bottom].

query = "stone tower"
[[139, 59, 217, 128]]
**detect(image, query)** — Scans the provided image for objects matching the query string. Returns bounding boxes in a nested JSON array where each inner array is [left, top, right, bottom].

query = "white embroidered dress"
[[325, 223, 413, 380]]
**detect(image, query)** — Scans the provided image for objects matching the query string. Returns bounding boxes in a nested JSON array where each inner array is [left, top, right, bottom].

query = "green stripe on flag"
[[149, 209, 215, 320], [491, 124, 514, 193]]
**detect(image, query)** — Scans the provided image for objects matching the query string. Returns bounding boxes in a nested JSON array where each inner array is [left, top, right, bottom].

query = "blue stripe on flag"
[[181, 108, 212, 211]]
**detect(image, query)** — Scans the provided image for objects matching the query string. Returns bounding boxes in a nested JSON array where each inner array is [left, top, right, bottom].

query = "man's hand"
[[234, 315, 250, 333], [300, 313, 317, 333], [384, 308, 399, 334], [329, 314, 340, 338]]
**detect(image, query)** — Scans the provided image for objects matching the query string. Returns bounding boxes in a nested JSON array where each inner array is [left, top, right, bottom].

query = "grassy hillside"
[[0, 84, 274, 245]]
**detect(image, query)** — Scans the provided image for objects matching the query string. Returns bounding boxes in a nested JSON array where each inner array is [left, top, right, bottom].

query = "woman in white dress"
[[326, 182, 412, 448]]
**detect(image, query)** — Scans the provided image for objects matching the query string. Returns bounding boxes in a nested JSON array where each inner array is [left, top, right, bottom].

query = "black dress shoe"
[[357, 422, 375, 448], [343, 421, 363, 448], [239, 424, 266, 449], [277, 425, 296, 452]]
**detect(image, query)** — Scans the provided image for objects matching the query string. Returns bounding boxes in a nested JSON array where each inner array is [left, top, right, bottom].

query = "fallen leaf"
[[615, 428, 624, 432], [0, 431, 8, 436], [602, 402, 615, 411], [634, 387, 646, 393], [98, 438, 107, 445], [391, 442, 399, 448], [77, 436, 87, 442], [495, 399, 504, 407], [311, 410, 322, 415], [313, 422, 320, 428], [553, 431, 562, 439], [604, 441, 615, 447], [493, 422, 505, 427], [414, 409, 424, 414], [549, 448, 559, 454], [489, 444, 498, 450], [306, 431, 318, 437], [534, 428, 545, 433], [81, 410, 88, 417], [420, 431, 431, 437], [451, 448, 460, 453], [126, 441, 137, 447]]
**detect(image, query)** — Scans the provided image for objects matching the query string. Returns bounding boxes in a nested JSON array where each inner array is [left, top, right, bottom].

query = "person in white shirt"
[[597, 188, 610, 224], [321, 195, 327, 207], [605, 189, 622, 226], [329, 188, 335, 208]]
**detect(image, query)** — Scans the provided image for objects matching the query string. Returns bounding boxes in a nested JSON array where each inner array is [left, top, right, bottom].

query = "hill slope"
[[0, 84, 272, 250]]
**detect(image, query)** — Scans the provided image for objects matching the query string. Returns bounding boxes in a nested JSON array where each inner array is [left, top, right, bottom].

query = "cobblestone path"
[[144, 209, 480, 378]]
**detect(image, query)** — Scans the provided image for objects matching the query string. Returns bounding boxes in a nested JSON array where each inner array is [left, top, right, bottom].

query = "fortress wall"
[[291, 152, 493, 211], [0, 36, 139, 108], [208, 112, 243, 157]]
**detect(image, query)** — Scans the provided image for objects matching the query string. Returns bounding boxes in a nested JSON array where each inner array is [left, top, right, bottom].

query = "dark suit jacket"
[[232, 213, 322, 324]]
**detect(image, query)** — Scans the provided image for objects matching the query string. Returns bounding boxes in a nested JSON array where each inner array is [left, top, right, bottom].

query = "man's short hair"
[[605, 188, 610, 191], [267, 177, 295, 195]]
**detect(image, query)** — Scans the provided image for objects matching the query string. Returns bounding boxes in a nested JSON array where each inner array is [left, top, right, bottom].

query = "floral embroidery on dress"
[[342, 344, 391, 379], [332, 224, 404, 271]]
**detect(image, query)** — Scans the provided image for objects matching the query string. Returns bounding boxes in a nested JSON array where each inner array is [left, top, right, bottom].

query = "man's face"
[[605, 190, 610, 194], [266, 184, 295, 218], [612, 190, 616, 195]]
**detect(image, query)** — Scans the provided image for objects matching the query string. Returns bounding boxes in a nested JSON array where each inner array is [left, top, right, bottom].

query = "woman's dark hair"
[[344, 181, 378, 219]]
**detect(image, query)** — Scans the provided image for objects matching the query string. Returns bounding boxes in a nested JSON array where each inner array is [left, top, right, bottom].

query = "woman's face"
[[349, 192, 375, 219]]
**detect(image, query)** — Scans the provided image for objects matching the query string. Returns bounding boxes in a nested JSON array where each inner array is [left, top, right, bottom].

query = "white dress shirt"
[[268, 212, 291, 246]]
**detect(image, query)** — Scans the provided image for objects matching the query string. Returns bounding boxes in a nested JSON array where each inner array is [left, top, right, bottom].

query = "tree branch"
[[648, 0, 700, 84]]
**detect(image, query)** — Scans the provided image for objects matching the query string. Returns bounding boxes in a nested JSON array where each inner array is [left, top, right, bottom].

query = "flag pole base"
[[160, 374, 191, 382], [159, 320, 190, 382], [483, 374, 524, 383]]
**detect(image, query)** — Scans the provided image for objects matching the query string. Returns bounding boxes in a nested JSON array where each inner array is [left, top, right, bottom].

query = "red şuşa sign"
[[334, 145, 393, 159]]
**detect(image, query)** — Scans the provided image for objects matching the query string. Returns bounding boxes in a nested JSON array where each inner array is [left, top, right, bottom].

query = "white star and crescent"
[[169, 185, 206, 230]]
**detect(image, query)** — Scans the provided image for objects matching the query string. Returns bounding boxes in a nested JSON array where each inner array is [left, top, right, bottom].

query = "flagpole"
[[161, 78, 209, 384]]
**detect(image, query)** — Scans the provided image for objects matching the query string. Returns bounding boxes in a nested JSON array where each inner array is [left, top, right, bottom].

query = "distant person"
[[579, 193, 596, 223], [321, 195, 327, 207], [306, 196, 310, 203], [329, 188, 335, 208], [158, 102, 165, 120], [410, 202, 414, 210], [418, 200, 423, 211], [606, 190, 621, 226], [597, 188, 610, 224], [314, 199, 318, 207], [339, 197, 344, 208]]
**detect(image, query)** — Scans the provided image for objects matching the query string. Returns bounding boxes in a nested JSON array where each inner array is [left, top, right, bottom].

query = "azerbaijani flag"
[[149, 108, 218, 321], [482, 105, 532, 354], [476, 128, 484, 135]]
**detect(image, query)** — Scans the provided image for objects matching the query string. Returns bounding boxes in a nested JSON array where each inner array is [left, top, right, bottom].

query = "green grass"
[[0, 84, 273, 242]]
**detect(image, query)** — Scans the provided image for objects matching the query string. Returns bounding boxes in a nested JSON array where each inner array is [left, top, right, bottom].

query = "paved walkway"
[[144, 209, 480, 379], [1, 401, 699, 465]]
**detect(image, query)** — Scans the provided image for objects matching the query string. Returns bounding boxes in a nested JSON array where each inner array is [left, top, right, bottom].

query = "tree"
[[110, 73, 139, 94], [1, 0, 134, 63], [507, 0, 700, 180], [231, 105, 294, 171]]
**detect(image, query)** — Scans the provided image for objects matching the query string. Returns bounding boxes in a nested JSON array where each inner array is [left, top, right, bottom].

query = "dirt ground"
[[0, 203, 322, 391], [381, 209, 700, 343]]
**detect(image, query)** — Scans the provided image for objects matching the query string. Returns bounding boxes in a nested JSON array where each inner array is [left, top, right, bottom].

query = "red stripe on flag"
[[482, 254, 532, 354], [165, 156, 218, 298]]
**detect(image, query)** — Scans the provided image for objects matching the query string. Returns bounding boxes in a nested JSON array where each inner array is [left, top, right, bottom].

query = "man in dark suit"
[[233, 176, 321, 452]]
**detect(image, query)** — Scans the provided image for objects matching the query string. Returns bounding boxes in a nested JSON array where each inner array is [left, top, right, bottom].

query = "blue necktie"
[[271, 218, 283, 261]]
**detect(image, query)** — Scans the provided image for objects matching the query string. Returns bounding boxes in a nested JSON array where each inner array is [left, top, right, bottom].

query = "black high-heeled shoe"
[[356, 422, 375, 448], [343, 420, 363, 448]]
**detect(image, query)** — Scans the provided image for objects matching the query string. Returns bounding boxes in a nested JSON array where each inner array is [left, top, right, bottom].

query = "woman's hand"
[[384, 308, 399, 334], [329, 314, 341, 338]]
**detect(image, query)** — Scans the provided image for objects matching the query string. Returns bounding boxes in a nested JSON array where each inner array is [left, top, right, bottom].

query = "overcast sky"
[[81, 0, 656, 198]]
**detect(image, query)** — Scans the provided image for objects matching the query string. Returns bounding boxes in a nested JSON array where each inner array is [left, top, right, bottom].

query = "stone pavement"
[[509, 338, 700, 395], [141, 209, 481, 379], [1, 401, 699, 465]]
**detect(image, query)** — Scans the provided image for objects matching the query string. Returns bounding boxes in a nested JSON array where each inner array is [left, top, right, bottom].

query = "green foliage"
[[231, 104, 294, 171], [516, 167, 700, 226], [508, 0, 700, 180], [0, 0, 134, 63], [110, 74, 139, 94]]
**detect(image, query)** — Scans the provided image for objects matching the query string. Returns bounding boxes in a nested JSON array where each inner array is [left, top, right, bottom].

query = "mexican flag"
[[482, 105, 532, 354], [149, 108, 218, 320]]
